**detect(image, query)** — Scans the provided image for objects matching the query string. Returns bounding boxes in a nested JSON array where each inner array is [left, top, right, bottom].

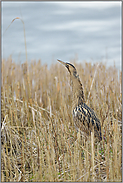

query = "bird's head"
[[57, 59, 77, 76]]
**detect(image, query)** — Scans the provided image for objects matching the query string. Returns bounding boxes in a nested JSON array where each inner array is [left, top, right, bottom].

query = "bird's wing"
[[73, 103, 102, 139]]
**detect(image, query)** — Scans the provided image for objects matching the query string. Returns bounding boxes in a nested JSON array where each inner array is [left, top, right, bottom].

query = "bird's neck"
[[70, 74, 85, 109]]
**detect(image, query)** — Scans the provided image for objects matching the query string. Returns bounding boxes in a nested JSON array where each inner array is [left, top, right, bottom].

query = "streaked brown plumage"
[[57, 59, 102, 141]]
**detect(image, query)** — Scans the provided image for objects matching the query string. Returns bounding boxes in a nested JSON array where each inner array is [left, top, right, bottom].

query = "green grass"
[[1, 57, 122, 181]]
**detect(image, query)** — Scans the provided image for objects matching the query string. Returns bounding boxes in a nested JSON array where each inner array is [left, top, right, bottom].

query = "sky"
[[2, 1, 121, 70]]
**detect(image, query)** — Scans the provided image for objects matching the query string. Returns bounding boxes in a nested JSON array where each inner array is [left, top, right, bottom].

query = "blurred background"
[[2, 1, 121, 70]]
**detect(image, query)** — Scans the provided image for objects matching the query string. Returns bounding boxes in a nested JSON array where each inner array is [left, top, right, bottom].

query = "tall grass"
[[1, 57, 122, 181]]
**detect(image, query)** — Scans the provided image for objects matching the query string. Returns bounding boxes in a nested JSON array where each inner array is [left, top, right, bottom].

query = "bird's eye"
[[66, 65, 70, 72]]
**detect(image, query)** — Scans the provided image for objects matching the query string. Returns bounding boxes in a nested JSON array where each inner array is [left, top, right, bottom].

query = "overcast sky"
[[2, 1, 121, 70]]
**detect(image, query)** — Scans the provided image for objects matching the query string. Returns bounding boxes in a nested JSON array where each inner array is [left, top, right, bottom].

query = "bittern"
[[57, 59, 102, 141]]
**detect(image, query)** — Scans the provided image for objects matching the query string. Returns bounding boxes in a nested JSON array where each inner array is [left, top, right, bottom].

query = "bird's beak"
[[57, 59, 67, 66]]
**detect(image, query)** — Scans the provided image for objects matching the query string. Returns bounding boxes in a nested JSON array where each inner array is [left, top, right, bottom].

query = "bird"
[[57, 59, 102, 141]]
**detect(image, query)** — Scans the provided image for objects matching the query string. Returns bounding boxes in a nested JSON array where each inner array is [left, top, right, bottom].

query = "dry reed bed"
[[1, 57, 122, 182]]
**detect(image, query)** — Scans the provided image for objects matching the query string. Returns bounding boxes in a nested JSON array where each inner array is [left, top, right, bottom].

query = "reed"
[[1, 58, 122, 181]]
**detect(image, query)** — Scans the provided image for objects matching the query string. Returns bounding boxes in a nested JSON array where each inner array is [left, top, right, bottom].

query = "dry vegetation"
[[1, 57, 122, 181]]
